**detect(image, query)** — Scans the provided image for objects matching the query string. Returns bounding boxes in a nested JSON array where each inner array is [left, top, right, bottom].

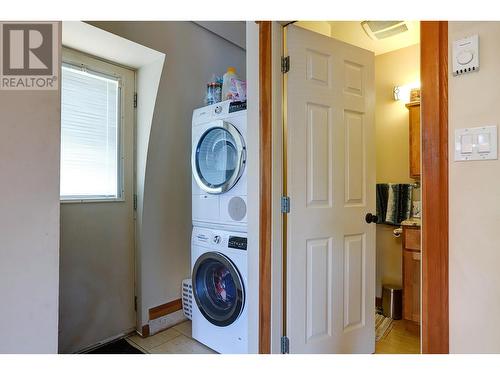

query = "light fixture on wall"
[[393, 81, 420, 103], [393, 86, 402, 101]]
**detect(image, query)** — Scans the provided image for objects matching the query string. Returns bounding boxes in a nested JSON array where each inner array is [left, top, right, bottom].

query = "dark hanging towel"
[[376, 183, 413, 225], [376, 184, 389, 223]]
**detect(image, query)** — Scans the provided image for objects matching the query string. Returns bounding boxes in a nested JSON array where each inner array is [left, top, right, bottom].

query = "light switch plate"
[[454, 125, 498, 161], [452, 34, 479, 76]]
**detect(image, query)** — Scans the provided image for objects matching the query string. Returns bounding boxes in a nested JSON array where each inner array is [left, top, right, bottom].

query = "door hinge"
[[133, 193, 138, 210], [133, 92, 138, 108], [281, 196, 290, 214], [134, 296, 137, 311], [281, 56, 290, 73], [281, 336, 290, 354]]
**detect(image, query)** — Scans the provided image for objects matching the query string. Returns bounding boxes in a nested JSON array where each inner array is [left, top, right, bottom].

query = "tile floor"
[[126, 320, 216, 354], [127, 318, 419, 354]]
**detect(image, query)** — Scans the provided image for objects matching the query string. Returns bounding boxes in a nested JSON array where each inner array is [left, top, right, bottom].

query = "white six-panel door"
[[286, 24, 375, 354]]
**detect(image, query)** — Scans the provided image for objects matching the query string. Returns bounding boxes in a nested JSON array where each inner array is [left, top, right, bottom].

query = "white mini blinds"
[[60, 63, 122, 200]]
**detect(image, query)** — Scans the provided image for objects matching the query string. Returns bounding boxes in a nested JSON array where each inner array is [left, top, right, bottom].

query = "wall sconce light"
[[393, 86, 402, 101], [393, 81, 420, 103]]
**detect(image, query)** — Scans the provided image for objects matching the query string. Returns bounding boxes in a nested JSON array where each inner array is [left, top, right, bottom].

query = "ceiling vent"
[[361, 21, 409, 40]]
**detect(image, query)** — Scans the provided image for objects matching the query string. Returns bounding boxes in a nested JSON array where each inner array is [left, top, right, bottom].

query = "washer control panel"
[[212, 235, 222, 245], [228, 236, 247, 251], [193, 227, 247, 251]]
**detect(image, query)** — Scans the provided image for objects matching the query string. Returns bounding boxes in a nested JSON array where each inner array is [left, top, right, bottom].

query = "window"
[[60, 63, 122, 200]]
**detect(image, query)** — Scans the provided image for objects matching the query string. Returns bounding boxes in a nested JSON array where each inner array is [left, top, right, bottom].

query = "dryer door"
[[192, 251, 245, 327], [192, 120, 246, 194]]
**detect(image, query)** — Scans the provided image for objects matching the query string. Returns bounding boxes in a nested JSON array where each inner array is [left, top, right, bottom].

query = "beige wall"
[[89, 21, 246, 330], [195, 21, 246, 49], [0, 25, 61, 353], [375, 44, 419, 297], [449, 22, 500, 353]]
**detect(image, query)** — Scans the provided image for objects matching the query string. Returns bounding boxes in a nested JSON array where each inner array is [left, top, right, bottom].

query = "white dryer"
[[191, 226, 248, 354], [192, 100, 247, 232]]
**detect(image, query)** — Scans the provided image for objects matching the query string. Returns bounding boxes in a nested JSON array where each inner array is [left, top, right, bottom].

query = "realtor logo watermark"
[[0, 22, 58, 90]]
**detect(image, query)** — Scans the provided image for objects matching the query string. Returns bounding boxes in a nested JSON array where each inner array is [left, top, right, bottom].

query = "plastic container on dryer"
[[206, 82, 222, 105], [221, 67, 238, 101], [206, 74, 222, 105]]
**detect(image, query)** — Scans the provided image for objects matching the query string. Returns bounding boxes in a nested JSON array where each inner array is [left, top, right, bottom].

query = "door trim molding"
[[420, 21, 449, 354], [258, 20, 272, 354]]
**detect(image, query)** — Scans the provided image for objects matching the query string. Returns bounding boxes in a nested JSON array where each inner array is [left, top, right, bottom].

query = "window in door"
[[60, 61, 123, 200]]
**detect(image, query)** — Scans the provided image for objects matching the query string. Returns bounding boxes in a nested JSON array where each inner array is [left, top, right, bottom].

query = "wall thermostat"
[[452, 34, 479, 76]]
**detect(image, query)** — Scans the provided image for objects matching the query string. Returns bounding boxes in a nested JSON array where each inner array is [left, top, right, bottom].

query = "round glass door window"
[[193, 122, 246, 194], [192, 252, 245, 327]]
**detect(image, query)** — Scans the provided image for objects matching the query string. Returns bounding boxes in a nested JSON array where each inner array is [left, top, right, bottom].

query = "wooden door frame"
[[258, 21, 449, 354], [420, 21, 449, 354], [258, 20, 272, 354]]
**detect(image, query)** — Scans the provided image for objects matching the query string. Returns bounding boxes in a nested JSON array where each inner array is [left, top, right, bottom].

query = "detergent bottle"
[[221, 67, 239, 101]]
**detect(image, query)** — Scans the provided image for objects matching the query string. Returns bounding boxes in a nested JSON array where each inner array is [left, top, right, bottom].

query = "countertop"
[[401, 217, 421, 227]]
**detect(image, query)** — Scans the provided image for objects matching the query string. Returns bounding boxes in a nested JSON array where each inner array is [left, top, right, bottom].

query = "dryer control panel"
[[228, 101, 247, 113], [193, 100, 247, 125]]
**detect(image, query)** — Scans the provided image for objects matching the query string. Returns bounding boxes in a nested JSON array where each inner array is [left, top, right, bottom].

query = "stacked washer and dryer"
[[190, 100, 248, 354]]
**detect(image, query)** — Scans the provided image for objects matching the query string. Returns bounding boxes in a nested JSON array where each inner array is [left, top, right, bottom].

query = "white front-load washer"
[[192, 100, 247, 232], [191, 226, 248, 354]]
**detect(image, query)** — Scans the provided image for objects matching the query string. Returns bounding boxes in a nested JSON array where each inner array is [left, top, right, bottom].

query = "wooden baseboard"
[[141, 324, 150, 338], [148, 298, 182, 321]]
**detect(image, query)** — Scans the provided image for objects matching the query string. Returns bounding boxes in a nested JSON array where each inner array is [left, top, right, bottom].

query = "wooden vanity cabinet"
[[405, 101, 421, 179], [402, 226, 421, 323]]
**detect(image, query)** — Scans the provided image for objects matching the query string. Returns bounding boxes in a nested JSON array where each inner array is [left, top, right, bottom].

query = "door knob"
[[365, 213, 379, 224]]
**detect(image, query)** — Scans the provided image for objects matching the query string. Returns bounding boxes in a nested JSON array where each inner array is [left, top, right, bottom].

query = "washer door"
[[192, 121, 246, 194], [192, 252, 245, 327]]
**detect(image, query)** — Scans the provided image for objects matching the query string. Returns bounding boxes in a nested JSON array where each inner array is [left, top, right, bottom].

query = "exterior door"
[[59, 48, 136, 353], [285, 24, 375, 353]]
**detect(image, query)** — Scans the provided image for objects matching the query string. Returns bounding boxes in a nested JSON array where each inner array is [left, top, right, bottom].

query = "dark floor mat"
[[86, 338, 144, 354]]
